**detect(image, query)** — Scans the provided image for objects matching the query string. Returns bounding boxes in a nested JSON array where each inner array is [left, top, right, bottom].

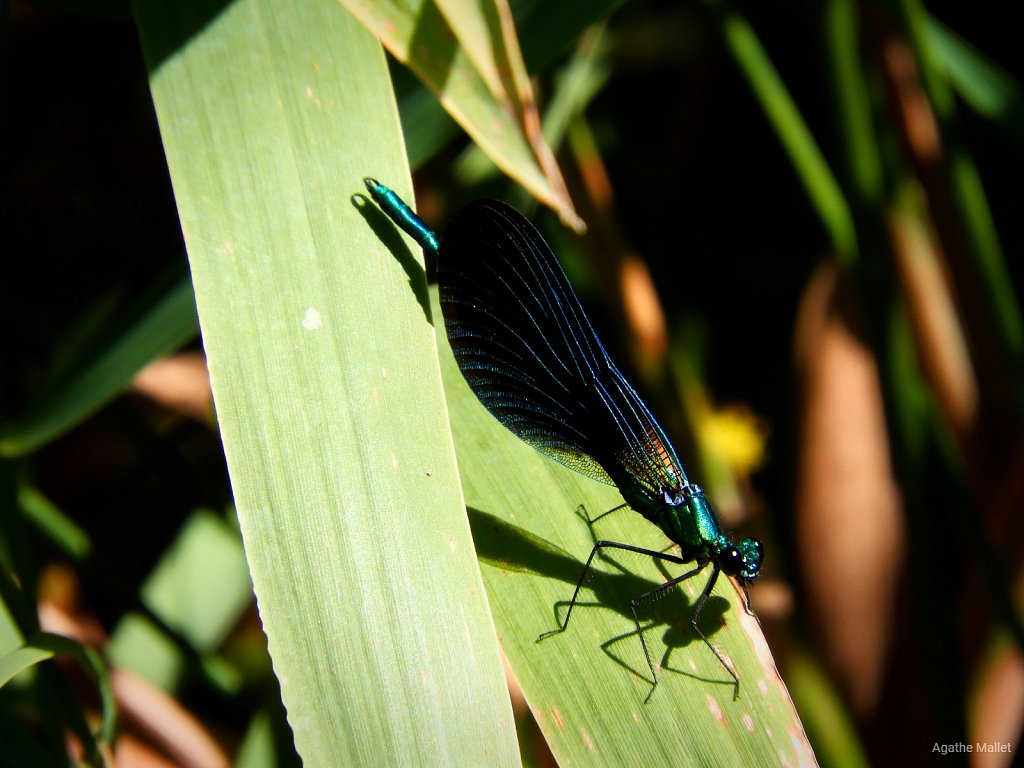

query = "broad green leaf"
[[0, 644, 53, 688], [108, 612, 185, 693], [236, 709, 276, 768], [140, 509, 251, 652], [340, 0, 582, 230], [435, 295, 816, 766], [133, 1, 519, 765], [108, 509, 251, 694]]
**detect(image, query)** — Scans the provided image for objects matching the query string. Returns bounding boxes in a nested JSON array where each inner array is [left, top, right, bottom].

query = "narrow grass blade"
[[705, 0, 857, 264], [823, 0, 883, 207], [2, 632, 116, 755], [18, 485, 92, 559], [897, 0, 1024, 394], [340, 0, 582, 229], [927, 19, 1024, 149], [397, 0, 626, 169], [0, 268, 197, 457]]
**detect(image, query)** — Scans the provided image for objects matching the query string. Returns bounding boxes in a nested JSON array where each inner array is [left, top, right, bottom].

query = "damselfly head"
[[719, 538, 763, 582]]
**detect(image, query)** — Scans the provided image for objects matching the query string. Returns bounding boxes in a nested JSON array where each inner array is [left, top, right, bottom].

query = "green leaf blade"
[[437, 297, 815, 767], [134, 1, 520, 764], [0, 269, 197, 457]]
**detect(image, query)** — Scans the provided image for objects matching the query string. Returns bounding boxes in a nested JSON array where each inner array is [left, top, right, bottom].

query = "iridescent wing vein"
[[438, 200, 690, 504]]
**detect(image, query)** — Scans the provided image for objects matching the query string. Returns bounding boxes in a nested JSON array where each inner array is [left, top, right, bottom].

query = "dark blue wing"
[[438, 200, 691, 504]]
